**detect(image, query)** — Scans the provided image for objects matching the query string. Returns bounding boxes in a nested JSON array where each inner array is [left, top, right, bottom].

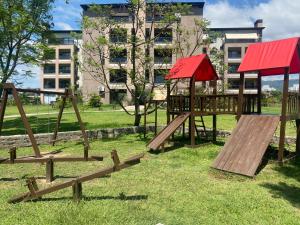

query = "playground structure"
[[147, 54, 260, 151], [8, 150, 144, 203], [213, 37, 300, 176], [0, 83, 103, 182], [148, 37, 300, 177]]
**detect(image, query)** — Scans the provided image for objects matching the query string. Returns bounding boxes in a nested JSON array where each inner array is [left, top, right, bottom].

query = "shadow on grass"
[[30, 193, 148, 203], [261, 182, 300, 208]]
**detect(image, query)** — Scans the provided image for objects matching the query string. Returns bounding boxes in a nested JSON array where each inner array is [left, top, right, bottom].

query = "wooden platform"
[[147, 112, 190, 150], [212, 115, 280, 177]]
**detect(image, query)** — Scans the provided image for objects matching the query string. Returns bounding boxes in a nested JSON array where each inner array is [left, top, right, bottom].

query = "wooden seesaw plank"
[[8, 150, 144, 204]]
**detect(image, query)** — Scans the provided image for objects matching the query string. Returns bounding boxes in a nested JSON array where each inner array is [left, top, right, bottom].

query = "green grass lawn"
[[0, 134, 300, 225], [1, 104, 297, 137]]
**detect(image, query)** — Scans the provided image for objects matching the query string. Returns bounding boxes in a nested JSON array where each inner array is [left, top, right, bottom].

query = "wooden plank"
[[212, 115, 280, 177], [147, 112, 191, 150]]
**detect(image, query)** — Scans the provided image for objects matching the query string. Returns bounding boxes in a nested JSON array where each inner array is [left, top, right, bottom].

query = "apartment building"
[[210, 19, 264, 94], [40, 30, 82, 103], [80, 1, 205, 104]]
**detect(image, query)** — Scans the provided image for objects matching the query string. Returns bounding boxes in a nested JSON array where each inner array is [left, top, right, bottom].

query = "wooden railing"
[[169, 94, 259, 115], [287, 92, 300, 116]]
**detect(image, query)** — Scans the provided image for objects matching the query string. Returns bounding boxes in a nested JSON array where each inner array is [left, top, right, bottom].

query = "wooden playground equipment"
[[8, 150, 144, 203], [0, 83, 103, 182], [148, 37, 300, 177], [213, 37, 300, 177]]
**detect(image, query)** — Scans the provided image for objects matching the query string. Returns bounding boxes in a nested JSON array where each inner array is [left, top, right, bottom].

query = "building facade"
[[40, 1, 264, 104], [40, 30, 82, 103]]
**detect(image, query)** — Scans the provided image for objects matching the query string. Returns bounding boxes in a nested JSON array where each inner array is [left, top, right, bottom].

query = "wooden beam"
[[278, 69, 289, 162], [7, 84, 41, 158], [237, 73, 245, 120], [257, 73, 262, 114]]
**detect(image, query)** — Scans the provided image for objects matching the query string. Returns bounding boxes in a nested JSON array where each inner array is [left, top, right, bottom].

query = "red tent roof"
[[238, 37, 300, 76], [165, 54, 219, 81]]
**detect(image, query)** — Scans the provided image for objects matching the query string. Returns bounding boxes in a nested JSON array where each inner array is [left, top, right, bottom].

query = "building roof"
[[81, 0, 205, 10], [238, 37, 300, 76], [165, 54, 218, 81]]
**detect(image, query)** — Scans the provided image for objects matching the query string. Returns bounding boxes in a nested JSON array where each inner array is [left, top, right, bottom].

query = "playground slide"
[[212, 115, 280, 177], [147, 112, 191, 150]]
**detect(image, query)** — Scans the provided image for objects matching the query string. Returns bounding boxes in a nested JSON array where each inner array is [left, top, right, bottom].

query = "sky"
[[19, 0, 300, 88]]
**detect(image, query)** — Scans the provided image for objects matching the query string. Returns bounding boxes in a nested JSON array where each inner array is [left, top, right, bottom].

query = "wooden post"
[[155, 101, 158, 136], [46, 157, 54, 183], [257, 74, 262, 114], [143, 100, 147, 138], [9, 147, 17, 163], [72, 180, 82, 202], [167, 83, 171, 125], [237, 73, 245, 120], [212, 78, 217, 142], [190, 76, 196, 146], [278, 69, 289, 163], [84, 145, 89, 160], [296, 72, 300, 158], [52, 90, 67, 146], [111, 150, 120, 171], [69, 90, 90, 149], [0, 89, 8, 134], [9, 84, 41, 158]]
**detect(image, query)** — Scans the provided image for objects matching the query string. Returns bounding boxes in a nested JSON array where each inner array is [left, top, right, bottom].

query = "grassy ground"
[[0, 134, 300, 224], [0, 104, 297, 137]]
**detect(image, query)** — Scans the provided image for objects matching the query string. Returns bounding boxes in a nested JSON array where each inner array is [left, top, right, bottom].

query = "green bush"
[[88, 94, 102, 108]]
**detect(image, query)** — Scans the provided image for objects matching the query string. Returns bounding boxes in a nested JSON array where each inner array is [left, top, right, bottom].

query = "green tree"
[[0, 0, 54, 95]]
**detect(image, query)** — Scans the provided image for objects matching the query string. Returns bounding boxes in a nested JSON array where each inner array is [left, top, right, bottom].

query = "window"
[[59, 64, 71, 74], [227, 78, 240, 90], [43, 48, 56, 60], [154, 29, 172, 43], [44, 79, 55, 89], [109, 69, 127, 83], [110, 89, 127, 104], [110, 15, 129, 22], [245, 78, 257, 89], [110, 29, 127, 43], [154, 48, 172, 64], [43, 64, 55, 74], [59, 79, 71, 89], [59, 49, 71, 60], [228, 47, 241, 59], [154, 69, 168, 84], [228, 63, 240, 74], [110, 48, 127, 64]]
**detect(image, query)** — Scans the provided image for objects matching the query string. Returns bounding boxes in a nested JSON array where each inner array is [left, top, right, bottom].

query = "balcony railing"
[[287, 92, 300, 116]]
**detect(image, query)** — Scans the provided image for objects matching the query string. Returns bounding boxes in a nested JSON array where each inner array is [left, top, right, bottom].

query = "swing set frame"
[[0, 83, 103, 182]]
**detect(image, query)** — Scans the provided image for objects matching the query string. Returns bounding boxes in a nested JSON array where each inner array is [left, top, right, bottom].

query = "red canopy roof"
[[165, 54, 219, 81], [238, 37, 300, 76]]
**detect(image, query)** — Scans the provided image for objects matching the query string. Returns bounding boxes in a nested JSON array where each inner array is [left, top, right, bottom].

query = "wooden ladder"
[[194, 116, 208, 140]]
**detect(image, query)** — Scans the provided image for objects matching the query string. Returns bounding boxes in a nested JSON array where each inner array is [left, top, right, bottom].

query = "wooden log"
[[46, 158, 54, 183], [72, 180, 83, 202], [9, 147, 17, 163]]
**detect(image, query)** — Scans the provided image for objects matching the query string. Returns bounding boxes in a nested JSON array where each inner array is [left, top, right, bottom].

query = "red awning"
[[165, 54, 219, 81], [238, 37, 300, 76]]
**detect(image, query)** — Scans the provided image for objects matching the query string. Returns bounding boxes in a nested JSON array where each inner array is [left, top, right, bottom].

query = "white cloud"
[[205, 0, 300, 40], [55, 22, 74, 30]]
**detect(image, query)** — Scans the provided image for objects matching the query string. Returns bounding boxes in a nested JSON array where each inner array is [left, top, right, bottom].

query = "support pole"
[[190, 76, 196, 147], [8, 84, 41, 157], [52, 90, 67, 146], [296, 71, 300, 158], [212, 78, 217, 142], [143, 100, 147, 138], [0, 89, 8, 134], [72, 180, 82, 202], [9, 147, 17, 163], [46, 157, 54, 183], [69, 90, 90, 149], [257, 74, 262, 114], [167, 83, 171, 125], [278, 69, 289, 163], [155, 101, 158, 136], [237, 73, 245, 121]]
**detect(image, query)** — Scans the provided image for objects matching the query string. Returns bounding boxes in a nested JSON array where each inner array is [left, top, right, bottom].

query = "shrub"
[[88, 94, 102, 108]]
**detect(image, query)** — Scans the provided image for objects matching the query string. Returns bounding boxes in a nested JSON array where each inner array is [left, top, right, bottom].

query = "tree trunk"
[[133, 92, 141, 126]]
